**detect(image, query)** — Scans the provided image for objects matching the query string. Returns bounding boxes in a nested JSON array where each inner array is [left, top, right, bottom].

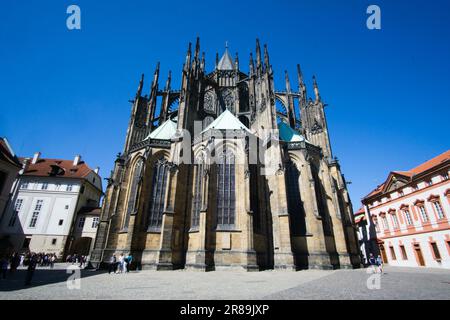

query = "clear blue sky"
[[1, 0, 449, 210]]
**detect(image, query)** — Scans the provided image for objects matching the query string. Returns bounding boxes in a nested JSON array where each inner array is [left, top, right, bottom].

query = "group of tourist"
[[0, 251, 57, 285], [108, 253, 133, 274], [368, 253, 384, 273], [65, 254, 88, 268]]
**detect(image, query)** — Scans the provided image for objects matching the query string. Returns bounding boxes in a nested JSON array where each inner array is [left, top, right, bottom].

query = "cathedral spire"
[[285, 71, 296, 129], [200, 52, 205, 72], [285, 70, 291, 92], [148, 62, 160, 129], [217, 42, 234, 70], [249, 52, 255, 76], [194, 37, 200, 61], [136, 73, 144, 99], [234, 52, 239, 71], [264, 44, 270, 72], [164, 70, 172, 91], [255, 38, 262, 74], [313, 75, 321, 102], [184, 42, 192, 72], [159, 70, 172, 125]]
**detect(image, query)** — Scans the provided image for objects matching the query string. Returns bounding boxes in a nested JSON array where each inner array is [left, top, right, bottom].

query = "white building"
[[0, 152, 102, 258], [0, 138, 21, 222], [362, 150, 450, 269]]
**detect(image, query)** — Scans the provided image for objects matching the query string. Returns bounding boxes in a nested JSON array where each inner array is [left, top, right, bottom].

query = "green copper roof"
[[278, 121, 306, 142]]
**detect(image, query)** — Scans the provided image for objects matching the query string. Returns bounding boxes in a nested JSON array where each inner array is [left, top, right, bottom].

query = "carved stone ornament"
[[310, 119, 323, 134]]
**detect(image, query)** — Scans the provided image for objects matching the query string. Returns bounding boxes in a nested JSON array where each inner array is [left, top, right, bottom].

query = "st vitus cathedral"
[[91, 38, 361, 271]]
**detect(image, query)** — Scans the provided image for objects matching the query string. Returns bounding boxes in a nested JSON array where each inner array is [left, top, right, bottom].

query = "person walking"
[[108, 255, 116, 274], [50, 254, 56, 268], [118, 254, 124, 274], [376, 255, 383, 274], [10, 252, 21, 274], [25, 253, 38, 285], [368, 253, 376, 273], [0, 256, 8, 279], [126, 253, 133, 273]]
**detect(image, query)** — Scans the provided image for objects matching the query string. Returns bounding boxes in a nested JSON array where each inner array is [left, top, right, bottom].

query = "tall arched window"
[[217, 148, 235, 228], [311, 162, 333, 236], [124, 159, 143, 229], [147, 158, 169, 230], [285, 160, 307, 235], [191, 156, 204, 228]]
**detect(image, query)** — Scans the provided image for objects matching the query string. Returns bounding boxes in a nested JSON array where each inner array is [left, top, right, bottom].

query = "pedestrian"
[[108, 255, 116, 274], [368, 253, 376, 273], [126, 253, 133, 272], [376, 255, 383, 274], [0, 256, 9, 279], [10, 252, 20, 274], [118, 254, 124, 273], [50, 254, 56, 268], [25, 253, 38, 285]]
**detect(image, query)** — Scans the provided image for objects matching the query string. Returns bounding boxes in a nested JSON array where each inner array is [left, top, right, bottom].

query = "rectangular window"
[[41, 182, 48, 190], [80, 185, 85, 194], [51, 238, 57, 245], [382, 216, 388, 230], [433, 201, 445, 219], [400, 245, 408, 260], [55, 183, 61, 191], [430, 242, 441, 260], [65, 205, 69, 210], [8, 198, 23, 227], [389, 246, 397, 260], [404, 210, 413, 225], [58, 219, 64, 226], [427, 180, 433, 187], [29, 200, 43, 228], [66, 184, 73, 192], [418, 206, 429, 222], [20, 181, 29, 189], [78, 217, 85, 228], [92, 217, 99, 228], [442, 173, 449, 181], [391, 214, 399, 229]]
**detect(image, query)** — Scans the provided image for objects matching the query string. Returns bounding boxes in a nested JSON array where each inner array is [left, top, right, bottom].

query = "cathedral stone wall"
[[90, 38, 361, 271]]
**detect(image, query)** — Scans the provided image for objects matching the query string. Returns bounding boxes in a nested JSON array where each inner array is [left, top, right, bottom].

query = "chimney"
[[32, 152, 41, 164], [73, 155, 81, 166], [94, 167, 100, 174]]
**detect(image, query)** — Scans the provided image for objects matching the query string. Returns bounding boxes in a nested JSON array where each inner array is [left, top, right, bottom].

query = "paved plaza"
[[0, 264, 449, 300]]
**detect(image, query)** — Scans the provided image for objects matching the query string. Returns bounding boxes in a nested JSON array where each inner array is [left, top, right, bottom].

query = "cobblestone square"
[[0, 264, 449, 300]]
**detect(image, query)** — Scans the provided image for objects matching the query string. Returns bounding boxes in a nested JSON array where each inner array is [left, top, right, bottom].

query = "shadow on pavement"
[[0, 267, 105, 292]]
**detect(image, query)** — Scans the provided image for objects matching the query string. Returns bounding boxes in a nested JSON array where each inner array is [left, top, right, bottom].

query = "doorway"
[[380, 244, 388, 263], [414, 244, 425, 266]]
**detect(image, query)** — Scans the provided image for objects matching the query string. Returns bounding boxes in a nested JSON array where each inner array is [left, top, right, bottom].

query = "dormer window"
[[442, 173, 449, 181], [426, 180, 433, 187], [49, 165, 65, 176]]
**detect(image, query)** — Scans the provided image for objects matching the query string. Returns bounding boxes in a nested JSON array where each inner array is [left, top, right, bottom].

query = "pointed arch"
[[123, 157, 144, 229], [285, 159, 307, 235], [147, 157, 170, 230], [216, 146, 236, 228], [191, 154, 205, 228]]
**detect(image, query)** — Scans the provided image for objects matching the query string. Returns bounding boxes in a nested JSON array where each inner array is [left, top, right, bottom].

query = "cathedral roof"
[[217, 47, 234, 70], [278, 121, 307, 142], [201, 109, 251, 133], [146, 118, 177, 140]]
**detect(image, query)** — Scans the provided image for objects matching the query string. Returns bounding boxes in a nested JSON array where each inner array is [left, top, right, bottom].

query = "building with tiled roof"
[[361, 150, 450, 269], [0, 152, 103, 258]]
